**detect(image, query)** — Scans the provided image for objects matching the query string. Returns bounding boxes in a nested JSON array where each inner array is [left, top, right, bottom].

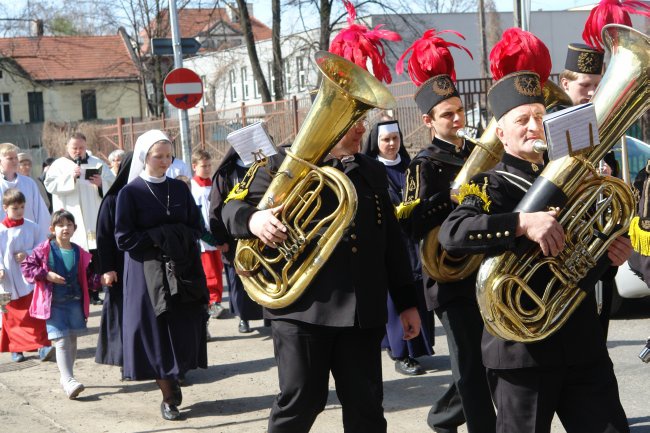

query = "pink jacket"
[[21, 240, 92, 320]]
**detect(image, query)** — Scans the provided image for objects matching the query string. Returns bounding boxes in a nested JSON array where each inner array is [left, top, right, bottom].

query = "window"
[[28, 91, 44, 122], [0, 70, 3, 79], [284, 59, 291, 93], [229, 70, 237, 102], [0, 93, 10, 123], [81, 89, 97, 120], [253, 75, 260, 98], [241, 67, 249, 100], [297, 57, 306, 91]]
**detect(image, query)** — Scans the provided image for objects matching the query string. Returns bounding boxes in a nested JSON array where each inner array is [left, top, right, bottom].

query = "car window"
[[612, 136, 650, 182]]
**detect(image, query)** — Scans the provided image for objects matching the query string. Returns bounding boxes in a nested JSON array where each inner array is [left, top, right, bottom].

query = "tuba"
[[233, 51, 396, 309], [476, 24, 648, 342], [421, 81, 573, 283]]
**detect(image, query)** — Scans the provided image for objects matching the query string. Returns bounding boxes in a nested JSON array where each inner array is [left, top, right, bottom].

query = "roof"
[[0, 35, 140, 82], [142, 7, 272, 53]]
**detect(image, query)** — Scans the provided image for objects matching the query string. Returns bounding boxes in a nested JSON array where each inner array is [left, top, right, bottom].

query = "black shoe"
[[238, 319, 251, 333], [395, 357, 424, 376], [160, 402, 181, 420], [171, 381, 183, 406]]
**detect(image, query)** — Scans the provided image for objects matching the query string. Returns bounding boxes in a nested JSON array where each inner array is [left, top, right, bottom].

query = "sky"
[[2, 0, 601, 34]]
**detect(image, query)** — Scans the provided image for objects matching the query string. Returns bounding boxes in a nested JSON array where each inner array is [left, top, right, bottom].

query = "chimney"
[[31, 19, 44, 37]]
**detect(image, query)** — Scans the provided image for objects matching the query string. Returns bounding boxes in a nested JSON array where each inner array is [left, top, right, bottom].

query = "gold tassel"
[[452, 179, 491, 212], [395, 198, 420, 219], [629, 216, 650, 256]]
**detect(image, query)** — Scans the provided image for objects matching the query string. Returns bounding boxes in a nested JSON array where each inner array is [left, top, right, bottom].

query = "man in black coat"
[[439, 69, 632, 433], [221, 119, 421, 433], [396, 32, 492, 433]]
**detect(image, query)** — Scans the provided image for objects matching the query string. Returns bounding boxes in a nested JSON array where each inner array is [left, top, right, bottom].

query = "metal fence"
[[96, 74, 647, 163]]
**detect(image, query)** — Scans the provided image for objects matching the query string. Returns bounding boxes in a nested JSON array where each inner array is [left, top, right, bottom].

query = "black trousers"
[[428, 301, 496, 433], [268, 320, 386, 433], [487, 359, 629, 433]]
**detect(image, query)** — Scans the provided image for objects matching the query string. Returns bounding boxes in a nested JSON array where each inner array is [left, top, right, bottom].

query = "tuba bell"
[[476, 24, 648, 342], [421, 81, 573, 283], [233, 51, 396, 309]]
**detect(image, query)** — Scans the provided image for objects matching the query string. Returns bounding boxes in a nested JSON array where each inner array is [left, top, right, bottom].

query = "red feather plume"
[[396, 29, 473, 86], [489, 28, 552, 84], [329, 0, 402, 83], [582, 0, 650, 50]]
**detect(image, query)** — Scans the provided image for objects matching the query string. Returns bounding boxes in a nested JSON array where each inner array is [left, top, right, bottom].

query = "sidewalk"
[[0, 299, 648, 433]]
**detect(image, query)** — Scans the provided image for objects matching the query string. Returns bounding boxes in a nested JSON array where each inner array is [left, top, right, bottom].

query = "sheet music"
[[543, 103, 600, 161], [226, 122, 278, 166]]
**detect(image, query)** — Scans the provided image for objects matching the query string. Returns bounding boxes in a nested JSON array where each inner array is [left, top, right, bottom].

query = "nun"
[[362, 119, 435, 376], [115, 130, 208, 421]]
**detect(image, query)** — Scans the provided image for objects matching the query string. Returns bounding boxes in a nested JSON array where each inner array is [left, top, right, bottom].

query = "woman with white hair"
[[115, 130, 208, 421], [107, 149, 125, 177]]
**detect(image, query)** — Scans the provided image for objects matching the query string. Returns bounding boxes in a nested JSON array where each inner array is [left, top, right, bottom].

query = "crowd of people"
[[0, 0, 647, 431]]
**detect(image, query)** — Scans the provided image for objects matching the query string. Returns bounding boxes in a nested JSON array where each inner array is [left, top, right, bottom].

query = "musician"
[[395, 30, 494, 433], [439, 56, 632, 432], [221, 4, 420, 431], [221, 117, 420, 432]]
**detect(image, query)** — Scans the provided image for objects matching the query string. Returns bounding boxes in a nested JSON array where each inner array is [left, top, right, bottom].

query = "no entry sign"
[[163, 67, 203, 110]]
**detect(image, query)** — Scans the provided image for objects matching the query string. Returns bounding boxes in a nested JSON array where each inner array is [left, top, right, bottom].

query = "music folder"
[[542, 103, 599, 161], [227, 122, 278, 166]]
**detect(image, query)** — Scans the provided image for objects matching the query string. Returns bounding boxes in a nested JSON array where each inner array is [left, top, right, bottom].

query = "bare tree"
[[272, 0, 285, 100], [234, 0, 273, 102]]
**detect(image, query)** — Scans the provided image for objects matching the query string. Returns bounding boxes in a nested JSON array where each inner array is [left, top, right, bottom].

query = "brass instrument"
[[234, 51, 396, 309], [421, 81, 572, 283], [476, 24, 647, 342]]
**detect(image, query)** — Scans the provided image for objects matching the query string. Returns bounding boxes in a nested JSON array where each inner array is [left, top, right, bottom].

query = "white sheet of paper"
[[226, 122, 278, 166], [543, 103, 599, 161]]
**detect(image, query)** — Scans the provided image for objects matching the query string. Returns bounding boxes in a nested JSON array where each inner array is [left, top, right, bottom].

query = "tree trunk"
[[235, 0, 272, 102], [319, 0, 332, 52], [272, 0, 284, 101]]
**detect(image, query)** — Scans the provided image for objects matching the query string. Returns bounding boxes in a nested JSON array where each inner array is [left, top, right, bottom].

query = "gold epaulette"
[[224, 160, 265, 204], [629, 216, 650, 256], [452, 178, 491, 212], [395, 199, 421, 219]]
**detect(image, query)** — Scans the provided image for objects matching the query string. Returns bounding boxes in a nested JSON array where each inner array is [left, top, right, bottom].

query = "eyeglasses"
[[355, 119, 369, 128]]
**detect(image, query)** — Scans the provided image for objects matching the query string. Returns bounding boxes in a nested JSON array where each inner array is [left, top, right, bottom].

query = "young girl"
[[21, 210, 92, 399], [0, 189, 51, 362]]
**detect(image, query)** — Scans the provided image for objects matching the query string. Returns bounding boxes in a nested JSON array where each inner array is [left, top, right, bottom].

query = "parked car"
[[610, 135, 650, 314]]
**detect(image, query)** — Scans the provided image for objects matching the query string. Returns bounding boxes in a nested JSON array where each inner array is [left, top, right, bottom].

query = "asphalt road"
[[0, 295, 648, 433]]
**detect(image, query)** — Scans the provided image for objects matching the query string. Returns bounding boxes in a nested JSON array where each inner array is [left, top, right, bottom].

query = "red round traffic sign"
[[163, 67, 203, 110]]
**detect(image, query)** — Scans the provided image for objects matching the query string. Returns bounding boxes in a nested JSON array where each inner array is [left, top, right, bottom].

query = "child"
[[0, 189, 51, 362], [190, 150, 224, 319], [21, 210, 93, 399]]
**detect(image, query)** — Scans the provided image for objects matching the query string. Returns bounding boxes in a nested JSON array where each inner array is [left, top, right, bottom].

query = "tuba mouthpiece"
[[456, 129, 467, 139], [532, 139, 547, 154]]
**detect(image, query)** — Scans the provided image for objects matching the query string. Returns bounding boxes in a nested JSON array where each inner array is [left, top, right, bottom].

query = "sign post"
[[168, 0, 192, 165]]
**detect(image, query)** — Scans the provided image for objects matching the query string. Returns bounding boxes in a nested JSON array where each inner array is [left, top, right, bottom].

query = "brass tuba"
[[421, 81, 573, 283], [233, 51, 396, 309], [476, 24, 648, 342]]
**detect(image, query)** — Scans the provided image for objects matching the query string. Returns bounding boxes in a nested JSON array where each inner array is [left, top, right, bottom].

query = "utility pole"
[[513, 0, 531, 31], [168, 0, 192, 164], [478, 0, 489, 77]]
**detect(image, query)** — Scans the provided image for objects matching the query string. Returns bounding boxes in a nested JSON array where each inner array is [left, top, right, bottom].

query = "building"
[[0, 34, 144, 126]]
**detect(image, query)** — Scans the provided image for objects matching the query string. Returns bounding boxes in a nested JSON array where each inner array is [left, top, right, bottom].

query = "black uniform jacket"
[[402, 137, 471, 309], [439, 153, 611, 369], [221, 152, 418, 329]]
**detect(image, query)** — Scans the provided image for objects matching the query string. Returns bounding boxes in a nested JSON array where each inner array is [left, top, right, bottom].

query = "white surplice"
[[44, 155, 111, 251], [0, 174, 51, 236], [0, 219, 46, 299], [190, 178, 216, 253]]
